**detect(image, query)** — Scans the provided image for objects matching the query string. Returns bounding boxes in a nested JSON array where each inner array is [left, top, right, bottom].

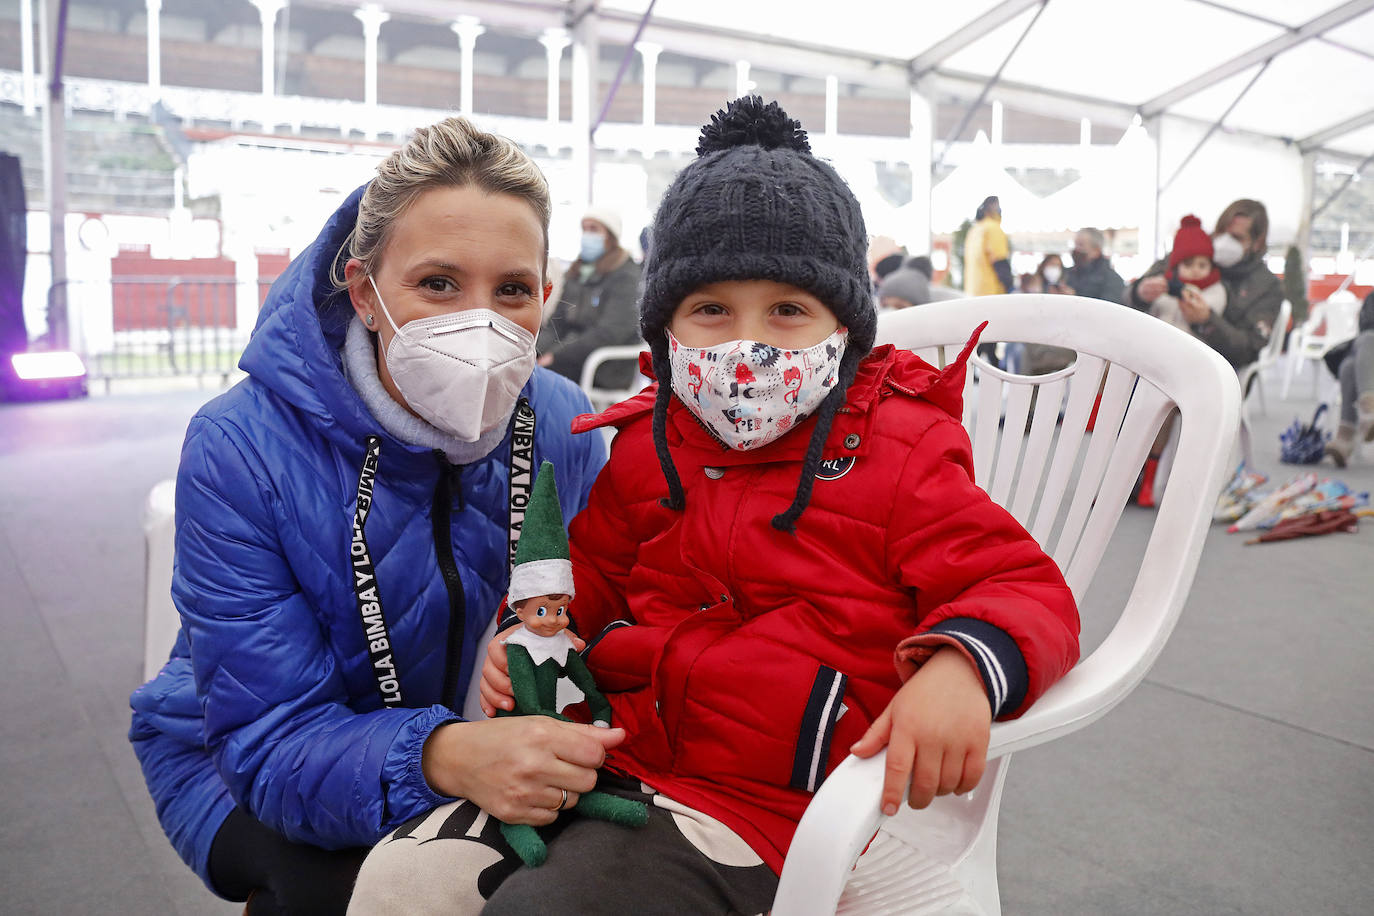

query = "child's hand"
[[849, 646, 991, 815], [479, 632, 515, 717], [477, 625, 587, 717]]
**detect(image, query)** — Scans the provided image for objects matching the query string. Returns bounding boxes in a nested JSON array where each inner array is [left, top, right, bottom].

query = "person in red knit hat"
[[1132, 215, 1231, 507], [1149, 215, 1229, 334]]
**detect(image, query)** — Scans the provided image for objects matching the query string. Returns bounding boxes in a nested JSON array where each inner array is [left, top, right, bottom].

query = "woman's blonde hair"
[[334, 116, 551, 289]]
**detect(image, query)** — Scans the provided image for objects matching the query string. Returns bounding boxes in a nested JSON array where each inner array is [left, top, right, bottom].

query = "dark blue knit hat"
[[640, 96, 874, 531]]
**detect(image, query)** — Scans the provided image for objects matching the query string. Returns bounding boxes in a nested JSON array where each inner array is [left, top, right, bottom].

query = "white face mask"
[[1042, 265, 1062, 284], [1212, 232, 1246, 268], [369, 276, 537, 442], [667, 327, 847, 451]]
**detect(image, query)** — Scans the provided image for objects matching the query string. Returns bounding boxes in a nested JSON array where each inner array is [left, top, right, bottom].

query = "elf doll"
[[496, 460, 646, 866]]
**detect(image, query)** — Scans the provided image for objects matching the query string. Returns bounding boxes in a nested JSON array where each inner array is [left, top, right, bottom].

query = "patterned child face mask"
[[666, 327, 848, 451]]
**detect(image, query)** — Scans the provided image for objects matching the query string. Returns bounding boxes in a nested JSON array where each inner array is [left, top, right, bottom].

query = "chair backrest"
[[1299, 290, 1360, 356], [875, 295, 1240, 753], [578, 344, 650, 412], [1259, 299, 1291, 368]]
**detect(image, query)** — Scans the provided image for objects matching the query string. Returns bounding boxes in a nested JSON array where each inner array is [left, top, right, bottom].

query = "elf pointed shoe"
[[1325, 422, 1355, 469]]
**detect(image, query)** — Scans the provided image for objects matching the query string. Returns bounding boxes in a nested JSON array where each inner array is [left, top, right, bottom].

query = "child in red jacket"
[[351, 97, 1079, 916]]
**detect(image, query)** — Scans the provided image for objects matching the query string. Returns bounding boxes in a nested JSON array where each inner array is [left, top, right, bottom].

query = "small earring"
[[365, 314, 374, 326]]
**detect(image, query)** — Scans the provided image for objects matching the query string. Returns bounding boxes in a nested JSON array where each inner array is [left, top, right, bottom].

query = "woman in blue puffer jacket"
[[129, 117, 618, 913]]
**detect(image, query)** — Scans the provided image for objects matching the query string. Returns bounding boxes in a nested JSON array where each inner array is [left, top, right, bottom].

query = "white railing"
[[0, 69, 942, 164]]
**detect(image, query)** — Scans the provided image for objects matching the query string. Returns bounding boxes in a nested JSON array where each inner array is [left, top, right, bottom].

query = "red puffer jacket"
[[566, 341, 1080, 874]]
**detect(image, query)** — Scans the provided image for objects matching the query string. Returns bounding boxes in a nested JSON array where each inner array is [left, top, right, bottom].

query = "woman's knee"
[[347, 802, 521, 916]]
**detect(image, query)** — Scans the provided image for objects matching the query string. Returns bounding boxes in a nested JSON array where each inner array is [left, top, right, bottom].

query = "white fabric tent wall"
[[1154, 116, 1306, 257]]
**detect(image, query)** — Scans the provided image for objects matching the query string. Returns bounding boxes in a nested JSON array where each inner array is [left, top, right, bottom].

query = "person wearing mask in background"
[[1037, 253, 1069, 294], [539, 207, 644, 391], [1062, 228, 1125, 303], [963, 196, 1013, 298], [128, 117, 611, 913], [1127, 199, 1282, 370]]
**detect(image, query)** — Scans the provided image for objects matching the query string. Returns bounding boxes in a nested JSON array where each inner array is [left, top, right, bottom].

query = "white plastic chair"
[[578, 344, 650, 413], [1236, 298, 1290, 467], [1281, 291, 1360, 402], [774, 294, 1241, 916], [1236, 298, 1289, 418], [142, 478, 179, 682]]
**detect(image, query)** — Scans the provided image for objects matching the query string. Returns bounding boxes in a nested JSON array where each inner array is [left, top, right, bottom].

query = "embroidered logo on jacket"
[[814, 456, 856, 480]]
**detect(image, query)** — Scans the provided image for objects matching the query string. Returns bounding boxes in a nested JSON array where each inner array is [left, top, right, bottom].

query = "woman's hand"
[[849, 646, 991, 814], [421, 717, 625, 824], [1136, 275, 1168, 304], [478, 625, 585, 717]]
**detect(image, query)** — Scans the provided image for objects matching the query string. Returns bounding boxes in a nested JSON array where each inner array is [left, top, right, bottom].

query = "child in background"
[[1150, 215, 1229, 334], [358, 97, 1081, 915]]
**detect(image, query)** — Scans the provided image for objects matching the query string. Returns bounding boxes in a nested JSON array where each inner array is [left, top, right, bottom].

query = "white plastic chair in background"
[[1281, 291, 1360, 402], [578, 344, 651, 412], [1236, 298, 1290, 418], [774, 294, 1241, 916], [1236, 298, 1291, 467], [142, 478, 179, 682]]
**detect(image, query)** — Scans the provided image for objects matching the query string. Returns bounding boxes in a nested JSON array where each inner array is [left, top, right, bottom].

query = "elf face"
[[512, 593, 572, 637]]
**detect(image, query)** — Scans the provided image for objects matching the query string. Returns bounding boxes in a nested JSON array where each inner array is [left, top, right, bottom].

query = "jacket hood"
[[573, 324, 984, 452], [238, 184, 379, 447]]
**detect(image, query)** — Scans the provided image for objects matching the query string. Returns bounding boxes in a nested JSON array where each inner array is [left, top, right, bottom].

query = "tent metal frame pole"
[[1159, 59, 1270, 193], [933, 0, 1048, 173], [591, 0, 656, 137], [1141, 0, 1374, 116], [1311, 149, 1374, 221]]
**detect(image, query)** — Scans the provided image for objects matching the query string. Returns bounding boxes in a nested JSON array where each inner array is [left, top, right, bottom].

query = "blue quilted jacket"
[[128, 186, 605, 891]]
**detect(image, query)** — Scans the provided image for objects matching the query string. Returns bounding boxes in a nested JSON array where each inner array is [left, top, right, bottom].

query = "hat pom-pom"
[[697, 96, 810, 156], [1179, 214, 1202, 229]]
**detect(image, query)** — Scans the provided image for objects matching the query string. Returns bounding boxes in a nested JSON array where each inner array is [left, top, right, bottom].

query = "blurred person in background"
[[876, 261, 932, 311], [1062, 228, 1124, 303], [907, 254, 965, 301], [1036, 253, 1069, 294], [1127, 198, 1281, 370], [963, 195, 1013, 297], [538, 206, 644, 391], [1324, 291, 1374, 467]]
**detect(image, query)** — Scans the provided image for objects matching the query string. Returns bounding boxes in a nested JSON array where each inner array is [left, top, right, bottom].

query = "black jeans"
[[208, 807, 371, 915]]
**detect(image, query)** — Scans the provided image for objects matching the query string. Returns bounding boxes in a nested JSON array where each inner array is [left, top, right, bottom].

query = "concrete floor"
[[0, 364, 1370, 915]]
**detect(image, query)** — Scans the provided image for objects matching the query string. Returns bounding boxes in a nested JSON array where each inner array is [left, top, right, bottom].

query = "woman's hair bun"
[[696, 96, 810, 156]]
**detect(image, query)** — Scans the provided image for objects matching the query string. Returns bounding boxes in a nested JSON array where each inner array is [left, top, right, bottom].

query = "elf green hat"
[[507, 460, 575, 603]]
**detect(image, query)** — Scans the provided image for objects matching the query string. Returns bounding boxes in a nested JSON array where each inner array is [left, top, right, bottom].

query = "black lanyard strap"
[[507, 397, 537, 575], [351, 435, 403, 706], [352, 399, 538, 708]]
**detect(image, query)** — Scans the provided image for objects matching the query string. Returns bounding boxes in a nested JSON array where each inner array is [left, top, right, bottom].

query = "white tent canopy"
[[394, 0, 1373, 254]]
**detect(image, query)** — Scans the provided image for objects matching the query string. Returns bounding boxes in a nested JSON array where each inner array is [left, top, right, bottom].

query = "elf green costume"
[[497, 461, 646, 866]]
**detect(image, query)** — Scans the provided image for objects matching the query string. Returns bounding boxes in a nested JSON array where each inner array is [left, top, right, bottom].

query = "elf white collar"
[[504, 627, 577, 666]]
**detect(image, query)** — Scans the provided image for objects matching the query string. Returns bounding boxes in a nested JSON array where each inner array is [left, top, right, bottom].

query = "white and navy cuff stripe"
[[582, 619, 634, 659], [929, 619, 1028, 718], [790, 665, 848, 793]]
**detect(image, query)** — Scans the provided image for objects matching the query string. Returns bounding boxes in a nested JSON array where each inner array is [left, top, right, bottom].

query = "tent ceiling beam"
[[933, 0, 1049, 172], [908, 0, 1044, 78], [1311, 149, 1374, 220], [1161, 58, 1272, 192], [1141, 0, 1374, 117], [1300, 108, 1374, 152], [1189, 0, 1374, 62]]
